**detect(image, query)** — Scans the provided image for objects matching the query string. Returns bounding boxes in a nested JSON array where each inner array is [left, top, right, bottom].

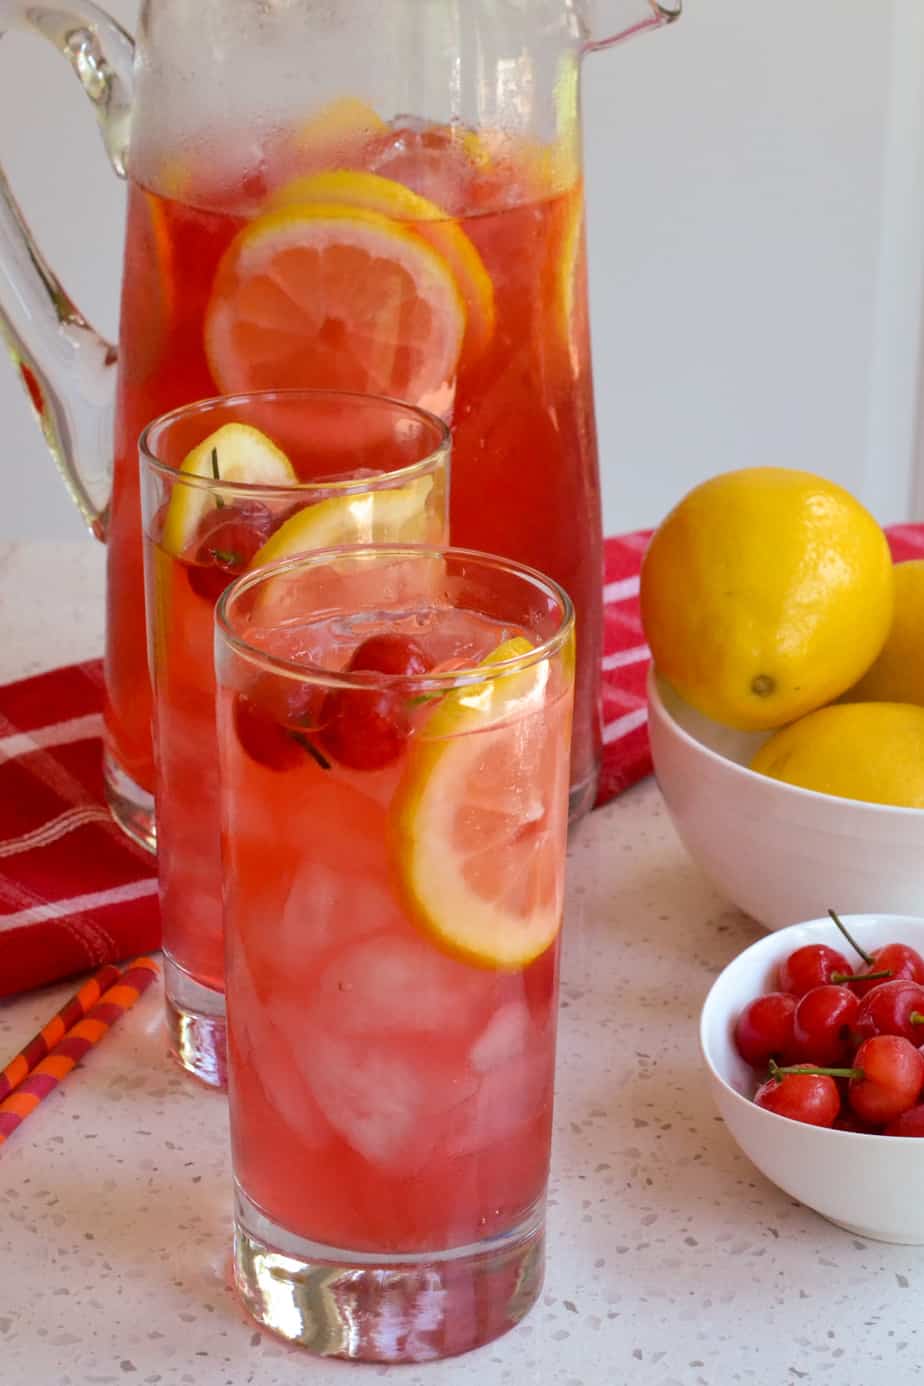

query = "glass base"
[[103, 749, 157, 854], [164, 955, 227, 1089], [568, 762, 600, 824], [233, 1184, 545, 1363]]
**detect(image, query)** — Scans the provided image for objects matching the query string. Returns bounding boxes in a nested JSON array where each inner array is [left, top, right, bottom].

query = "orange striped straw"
[[0, 958, 159, 1147], [0, 962, 122, 1102]]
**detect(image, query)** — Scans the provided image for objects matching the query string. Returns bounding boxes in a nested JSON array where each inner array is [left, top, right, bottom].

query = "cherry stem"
[[291, 730, 331, 771], [768, 1057, 862, 1083], [211, 447, 225, 509], [912, 1012, 924, 1027], [830, 969, 892, 984], [827, 908, 875, 966]]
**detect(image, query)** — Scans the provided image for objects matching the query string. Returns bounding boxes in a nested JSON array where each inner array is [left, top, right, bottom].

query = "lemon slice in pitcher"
[[394, 637, 570, 971], [269, 170, 495, 358], [203, 202, 465, 407], [161, 423, 296, 555]]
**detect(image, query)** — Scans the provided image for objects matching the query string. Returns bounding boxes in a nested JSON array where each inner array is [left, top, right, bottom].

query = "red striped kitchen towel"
[[3, 524, 923, 999], [0, 661, 159, 1000]]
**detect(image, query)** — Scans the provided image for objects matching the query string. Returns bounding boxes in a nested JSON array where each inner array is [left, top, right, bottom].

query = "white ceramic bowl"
[[648, 668, 924, 930], [701, 912, 924, 1244]]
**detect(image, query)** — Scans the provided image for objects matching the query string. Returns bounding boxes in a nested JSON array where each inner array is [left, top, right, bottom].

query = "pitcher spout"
[[583, 0, 681, 53]]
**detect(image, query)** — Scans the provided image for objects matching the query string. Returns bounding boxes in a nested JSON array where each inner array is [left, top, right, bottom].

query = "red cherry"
[[855, 979, 924, 1044], [832, 1112, 882, 1134], [778, 944, 852, 998], [734, 993, 797, 1068], [851, 943, 924, 998], [848, 1035, 924, 1125], [233, 683, 325, 773], [319, 688, 409, 771], [318, 634, 436, 772], [753, 1069, 840, 1127], [884, 1103, 924, 1137], [788, 984, 860, 1066], [186, 502, 273, 603], [347, 633, 435, 677]]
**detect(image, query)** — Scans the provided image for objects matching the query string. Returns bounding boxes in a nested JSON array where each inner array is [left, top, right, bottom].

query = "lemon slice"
[[249, 475, 435, 567], [160, 423, 296, 555], [293, 97, 387, 155], [394, 636, 571, 970], [269, 170, 495, 359], [203, 202, 466, 408], [556, 183, 586, 359]]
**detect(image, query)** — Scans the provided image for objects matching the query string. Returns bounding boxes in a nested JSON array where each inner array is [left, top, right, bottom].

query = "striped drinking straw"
[[0, 963, 122, 1102], [0, 958, 159, 1146]]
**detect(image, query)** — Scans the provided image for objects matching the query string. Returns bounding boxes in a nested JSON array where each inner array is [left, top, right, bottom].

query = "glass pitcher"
[[0, 0, 680, 849]]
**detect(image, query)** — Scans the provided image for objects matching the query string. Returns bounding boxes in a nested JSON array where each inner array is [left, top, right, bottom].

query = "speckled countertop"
[[1, 541, 920, 1386]]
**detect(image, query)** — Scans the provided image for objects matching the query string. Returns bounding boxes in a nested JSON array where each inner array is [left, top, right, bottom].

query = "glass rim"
[[215, 544, 576, 692], [138, 387, 451, 499]]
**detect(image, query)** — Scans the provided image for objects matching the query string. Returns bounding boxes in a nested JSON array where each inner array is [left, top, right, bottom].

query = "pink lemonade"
[[111, 113, 601, 839], [215, 548, 575, 1359], [141, 392, 449, 1085]]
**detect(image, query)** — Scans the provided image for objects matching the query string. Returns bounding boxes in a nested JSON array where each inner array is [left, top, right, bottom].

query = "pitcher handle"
[[0, 2, 134, 540]]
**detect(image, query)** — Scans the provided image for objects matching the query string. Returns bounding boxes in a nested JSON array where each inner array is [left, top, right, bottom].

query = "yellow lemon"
[[639, 467, 894, 731], [750, 702, 924, 808], [844, 560, 924, 705]]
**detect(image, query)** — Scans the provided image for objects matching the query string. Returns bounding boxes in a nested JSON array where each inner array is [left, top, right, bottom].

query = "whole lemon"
[[844, 559, 924, 705], [640, 467, 894, 730], [750, 702, 924, 807]]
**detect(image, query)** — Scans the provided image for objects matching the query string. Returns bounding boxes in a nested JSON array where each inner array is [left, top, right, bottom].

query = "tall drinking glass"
[[140, 390, 449, 1087], [214, 545, 574, 1362]]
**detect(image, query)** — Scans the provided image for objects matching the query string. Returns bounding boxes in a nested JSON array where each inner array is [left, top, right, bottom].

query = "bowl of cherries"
[[700, 911, 924, 1243]]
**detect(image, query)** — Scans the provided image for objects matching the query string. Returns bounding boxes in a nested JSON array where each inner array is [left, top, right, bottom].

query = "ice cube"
[[234, 860, 399, 998], [315, 932, 489, 1036], [469, 1002, 531, 1072], [301, 1032, 434, 1171], [365, 120, 474, 215], [227, 950, 332, 1151], [445, 1048, 553, 1158]]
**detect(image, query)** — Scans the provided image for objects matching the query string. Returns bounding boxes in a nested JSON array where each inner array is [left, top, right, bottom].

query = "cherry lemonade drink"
[[214, 546, 575, 1363], [112, 108, 601, 841], [140, 391, 449, 1087]]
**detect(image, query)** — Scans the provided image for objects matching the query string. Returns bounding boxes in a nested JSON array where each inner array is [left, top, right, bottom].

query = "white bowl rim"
[[648, 666, 924, 821], [699, 911, 924, 1143]]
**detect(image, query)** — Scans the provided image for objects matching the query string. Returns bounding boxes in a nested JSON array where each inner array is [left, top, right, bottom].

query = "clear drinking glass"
[[0, 0, 679, 848], [214, 545, 575, 1362], [140, 390, 449, 1087]]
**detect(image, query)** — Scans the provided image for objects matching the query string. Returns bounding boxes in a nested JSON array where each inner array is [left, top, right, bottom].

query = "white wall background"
[[2, 0, 924, 541]]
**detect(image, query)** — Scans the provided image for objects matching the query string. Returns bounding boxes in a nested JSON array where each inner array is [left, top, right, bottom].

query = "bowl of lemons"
[[643, 467, 924, 930]]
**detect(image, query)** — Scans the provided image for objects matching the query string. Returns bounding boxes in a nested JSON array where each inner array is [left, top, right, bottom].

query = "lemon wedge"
[[394, 636, 571, 970], [249, 475, 436, 568], [160, 423, 296, 555]]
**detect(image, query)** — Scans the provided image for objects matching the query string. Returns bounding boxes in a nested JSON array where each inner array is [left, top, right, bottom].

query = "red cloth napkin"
[[3, 525, 923, 998]]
